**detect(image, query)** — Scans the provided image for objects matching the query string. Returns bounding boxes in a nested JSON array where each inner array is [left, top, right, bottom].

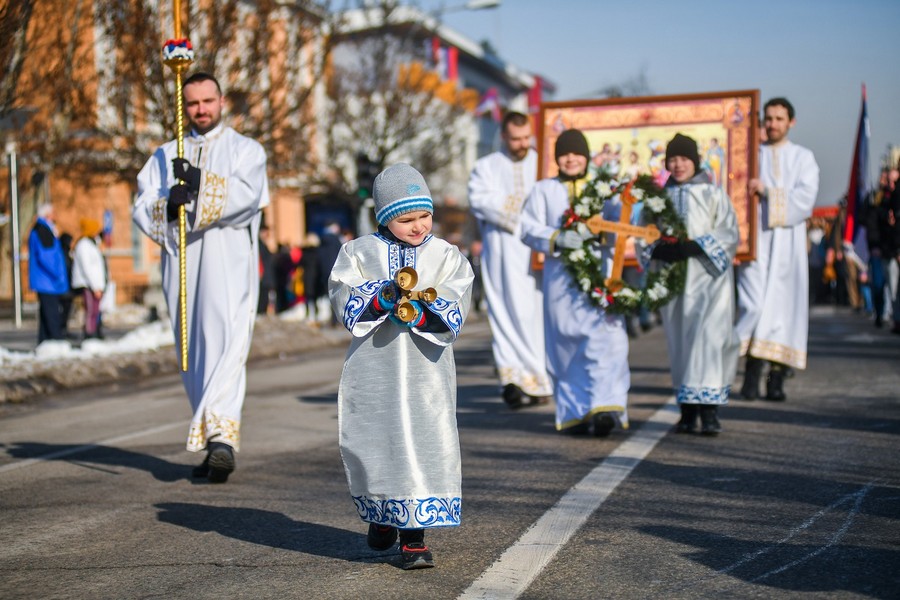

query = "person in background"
[[316, 221, 343, 326], [28, 203, 69, 344], [735, 97, 819, 401], [520, 129, 630, 437], [58, 232, 75, 338], [468, 111, 552, 409], [71, 218, 108, 340], [257, 224, 275, 315], [646, 133, 740, 435], [467, 239, 484, 313]]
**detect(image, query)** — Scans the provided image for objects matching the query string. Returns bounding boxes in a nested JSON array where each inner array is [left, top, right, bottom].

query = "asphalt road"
[[0, 307, 898, 599]]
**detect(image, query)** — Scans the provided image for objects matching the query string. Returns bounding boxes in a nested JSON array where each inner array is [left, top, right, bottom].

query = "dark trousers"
[[37, 292, 64, 343], [870, 257, 886, 319], [257, 285, 272, 315]]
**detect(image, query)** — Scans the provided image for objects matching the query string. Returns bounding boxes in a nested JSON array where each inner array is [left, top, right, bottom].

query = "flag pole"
[[163, 1, 193, 371]]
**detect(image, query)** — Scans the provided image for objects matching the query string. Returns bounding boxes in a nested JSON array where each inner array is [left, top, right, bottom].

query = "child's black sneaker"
[[366, 523, 397, 550], [400, 542, 434, 570]]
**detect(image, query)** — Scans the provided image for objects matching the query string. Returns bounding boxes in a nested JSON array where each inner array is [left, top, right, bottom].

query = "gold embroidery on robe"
[[195, 171, 228, 229], [186, 411, 241, 452], [742, 337, 806, 369], [150, 197, 168, 245], [769, 187, 787, 227]]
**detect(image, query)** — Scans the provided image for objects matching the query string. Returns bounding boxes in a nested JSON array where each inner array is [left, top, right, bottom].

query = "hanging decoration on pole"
[[162, 1, 194, 372]]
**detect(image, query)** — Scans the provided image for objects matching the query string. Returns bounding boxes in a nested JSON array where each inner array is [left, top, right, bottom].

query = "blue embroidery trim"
[[677, 384, 731, 405], [343, 279, 389, 330], [695, 234, 729, 276], [353, 495, 461, 528]]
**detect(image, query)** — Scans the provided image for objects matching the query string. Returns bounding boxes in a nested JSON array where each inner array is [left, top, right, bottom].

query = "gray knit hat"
[[373, 163, 433, 226]]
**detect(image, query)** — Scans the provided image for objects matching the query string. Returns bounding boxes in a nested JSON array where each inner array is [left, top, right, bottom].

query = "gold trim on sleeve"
[[769, 187, 787, 227], [150, 197, 168, 245]]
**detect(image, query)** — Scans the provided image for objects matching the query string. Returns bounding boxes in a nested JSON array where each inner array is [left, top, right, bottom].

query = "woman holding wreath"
[[520, 129, 630, 436]]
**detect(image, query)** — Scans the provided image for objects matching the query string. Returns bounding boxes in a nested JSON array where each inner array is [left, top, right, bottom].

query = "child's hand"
[[374, 281, 401, 312], [393, 299, 426, 327]]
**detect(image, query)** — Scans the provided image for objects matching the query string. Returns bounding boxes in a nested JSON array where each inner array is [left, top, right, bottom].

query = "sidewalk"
[[0, 303, 350, 404]]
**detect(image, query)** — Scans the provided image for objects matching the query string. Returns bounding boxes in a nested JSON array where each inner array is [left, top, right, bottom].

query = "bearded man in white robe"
[[468, 111, 552, 409], [736, 97, 819, 401], [133, 72, 269, 483]]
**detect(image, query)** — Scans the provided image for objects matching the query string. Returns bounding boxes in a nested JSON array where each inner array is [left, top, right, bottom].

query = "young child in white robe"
[[328, 163, 474, 570], [647, 133, 740, 434]]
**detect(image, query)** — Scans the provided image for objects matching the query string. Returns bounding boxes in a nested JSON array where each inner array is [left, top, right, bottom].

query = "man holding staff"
[[133, 72, 269, 483]]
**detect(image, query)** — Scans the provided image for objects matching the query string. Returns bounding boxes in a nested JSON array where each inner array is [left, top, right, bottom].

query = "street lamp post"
[[1, 108, 35, 329], [6, 140, 22, 329]]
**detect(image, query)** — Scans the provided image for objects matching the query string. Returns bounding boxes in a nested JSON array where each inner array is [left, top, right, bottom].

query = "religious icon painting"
[[536, 90, 760, 263]]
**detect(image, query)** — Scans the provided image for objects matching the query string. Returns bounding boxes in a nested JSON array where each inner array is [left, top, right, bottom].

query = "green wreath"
[[558, 173, 687, 315]]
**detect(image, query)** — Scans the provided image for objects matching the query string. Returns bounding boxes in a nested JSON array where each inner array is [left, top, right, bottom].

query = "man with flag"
[[735, 97, 820, 401]]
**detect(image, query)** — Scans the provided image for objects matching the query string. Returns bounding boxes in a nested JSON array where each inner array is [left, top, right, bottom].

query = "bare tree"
[[82, 0, 335, 183], [0, 0, 35, 119], [325, 0, 471, 194], [590, 66, 652, 99], [0, 0, 335, 297]]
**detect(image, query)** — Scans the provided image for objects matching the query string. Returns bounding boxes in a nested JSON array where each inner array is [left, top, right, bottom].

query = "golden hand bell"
[[395, 267, 418, 292], [394, 297, 419, 323]]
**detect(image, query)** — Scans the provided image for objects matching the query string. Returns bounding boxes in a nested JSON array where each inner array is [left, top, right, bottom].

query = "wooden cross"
[[585, 182, 661, 291]]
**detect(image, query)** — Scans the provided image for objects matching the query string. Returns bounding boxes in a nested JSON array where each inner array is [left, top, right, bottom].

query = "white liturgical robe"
[[133, 124, 269, 452], [652, 176, 740, 405], [329, 232, 473, 529], [520, 177, 630, 431], [736, 141, 819, 369], [468, 149, 552, 397]]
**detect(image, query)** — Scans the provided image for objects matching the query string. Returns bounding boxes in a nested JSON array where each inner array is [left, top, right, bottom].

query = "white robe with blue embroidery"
[[329, 232, 473, 529], [649, 176, 740, 405]]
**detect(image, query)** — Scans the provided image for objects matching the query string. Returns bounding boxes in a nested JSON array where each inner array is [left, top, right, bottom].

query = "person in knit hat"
[[71, 217, 108, 339], [520, 129, 632, 437], [328, 163, 474, 570], [644, 132, 740, 435]]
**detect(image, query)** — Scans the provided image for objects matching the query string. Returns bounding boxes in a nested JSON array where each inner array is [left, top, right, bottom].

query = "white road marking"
[[0, 421, 186, 474], [459, 401, 680, 600], [0, 380, 341, 476]]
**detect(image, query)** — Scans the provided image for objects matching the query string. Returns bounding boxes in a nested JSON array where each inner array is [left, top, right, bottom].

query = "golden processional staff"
[[162, 1, 193, 372]]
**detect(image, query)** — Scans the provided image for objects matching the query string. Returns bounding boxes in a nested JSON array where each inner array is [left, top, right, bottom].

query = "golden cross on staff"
[[162, 0, 193, 372], [585, 182, 661, 291]]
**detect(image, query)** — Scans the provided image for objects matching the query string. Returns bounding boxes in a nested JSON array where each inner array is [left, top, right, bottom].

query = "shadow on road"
[[155, 502, 387, 563], [638, 522, 900, 597], [3, 442, 187, 482]]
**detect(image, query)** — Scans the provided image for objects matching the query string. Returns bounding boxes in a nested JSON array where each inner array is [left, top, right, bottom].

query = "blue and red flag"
[[843, 84, 869, 243]]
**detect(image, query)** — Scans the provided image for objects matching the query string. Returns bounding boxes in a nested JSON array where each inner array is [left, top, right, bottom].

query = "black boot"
[[699, 406, 722, 435], [766, 363, 787, 401], [675, 404, 698, 434], [502, 384, 525, 410], [740, 356, 764, 400], [206, 442, 236, 483]]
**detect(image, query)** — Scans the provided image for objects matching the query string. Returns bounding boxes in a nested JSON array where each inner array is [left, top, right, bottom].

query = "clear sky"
[[423, 0, 900, 206]]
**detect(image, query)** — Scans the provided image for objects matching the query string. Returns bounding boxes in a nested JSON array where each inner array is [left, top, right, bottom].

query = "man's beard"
[[509, 147, 529, 161]]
